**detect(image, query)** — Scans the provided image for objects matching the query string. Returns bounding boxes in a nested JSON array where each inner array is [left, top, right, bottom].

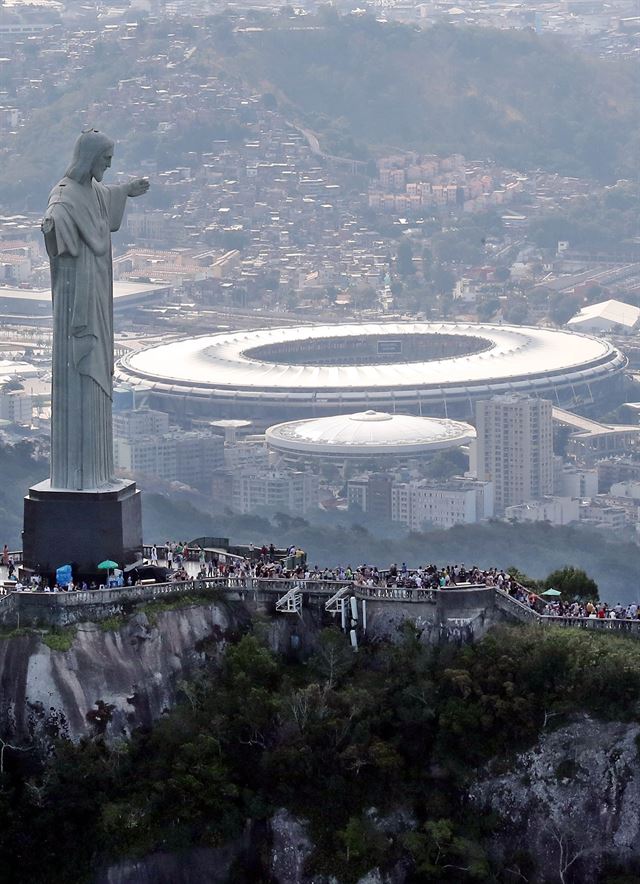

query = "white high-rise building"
[[557, 465, 598, 498], [505, 497, 579, 526], [224, 440, 269, 472], [474, 395, 553, 514]]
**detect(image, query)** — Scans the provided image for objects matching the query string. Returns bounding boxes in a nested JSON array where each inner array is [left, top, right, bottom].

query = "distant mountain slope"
[[221, 17, 639, 180], [1, 16, 636, 212]]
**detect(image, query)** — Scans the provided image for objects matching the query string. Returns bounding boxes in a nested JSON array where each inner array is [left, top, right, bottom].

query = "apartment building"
[[473, 395, 553, 514], [231, 470, 319, 516], [112, 407, 170, 440], [347, 473, 393, 520], [113, 419, 224, 491], [0, 389, 32, 424], [391, 477, 494, 531]]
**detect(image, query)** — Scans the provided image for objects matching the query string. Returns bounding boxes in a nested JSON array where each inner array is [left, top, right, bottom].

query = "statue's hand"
[[41, 217, 54, 234], [127, 178, 150, 197]]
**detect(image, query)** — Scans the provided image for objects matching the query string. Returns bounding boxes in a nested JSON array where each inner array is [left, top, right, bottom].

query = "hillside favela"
[[1, 0, 640, 880]]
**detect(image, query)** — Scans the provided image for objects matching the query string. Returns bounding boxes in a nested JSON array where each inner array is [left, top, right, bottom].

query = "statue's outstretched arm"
[[127, 178, 150, 198]]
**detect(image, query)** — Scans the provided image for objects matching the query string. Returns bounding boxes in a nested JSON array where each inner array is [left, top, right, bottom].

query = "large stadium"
[[116, 322, 628, 425]]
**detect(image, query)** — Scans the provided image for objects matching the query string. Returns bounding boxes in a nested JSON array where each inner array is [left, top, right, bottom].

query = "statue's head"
[[65, 129, 115, 184]]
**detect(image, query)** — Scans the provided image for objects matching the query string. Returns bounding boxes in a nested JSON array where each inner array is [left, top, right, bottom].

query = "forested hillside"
[[2, 625, 640, 882], [205, 16, 639, 181], [1, 15, 637, 211]]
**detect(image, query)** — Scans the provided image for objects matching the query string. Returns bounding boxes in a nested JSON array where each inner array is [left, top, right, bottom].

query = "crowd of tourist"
[[1, 539, 638, 622], [541, 600, 640, 620]]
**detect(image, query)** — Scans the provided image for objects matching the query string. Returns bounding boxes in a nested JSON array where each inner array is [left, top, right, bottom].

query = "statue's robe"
[[43, 177, 129, 490]]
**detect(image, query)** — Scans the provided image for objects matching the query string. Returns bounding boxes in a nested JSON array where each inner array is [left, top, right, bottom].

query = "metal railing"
[[541, 615, 640, 634], [494, 589, 640, 634], [140, 542, 293, 563], [8, 577, 349, 603], [6, 565, 640, 637], [5, 577, 491, 604], [3, 550, 23, 565]]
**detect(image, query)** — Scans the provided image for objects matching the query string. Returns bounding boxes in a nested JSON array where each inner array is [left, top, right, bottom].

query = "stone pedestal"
[[23, 479, 143, 583]]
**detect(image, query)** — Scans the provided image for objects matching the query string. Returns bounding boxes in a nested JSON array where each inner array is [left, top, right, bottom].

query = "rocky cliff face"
[[98, 806, 413, 884], [0, 601, 251, 745], [4, 605, 640, 883], [471, 714, 640, 882], [269, 809, 314, 884], [0, 598, 332, 747]]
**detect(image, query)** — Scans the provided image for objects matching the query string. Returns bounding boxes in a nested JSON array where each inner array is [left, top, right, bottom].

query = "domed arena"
[[266, 411, 475, 465], [115, 322, 627, 425]]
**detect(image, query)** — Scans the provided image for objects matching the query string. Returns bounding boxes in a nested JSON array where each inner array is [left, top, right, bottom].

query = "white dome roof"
[[266, 411, 475, 457]]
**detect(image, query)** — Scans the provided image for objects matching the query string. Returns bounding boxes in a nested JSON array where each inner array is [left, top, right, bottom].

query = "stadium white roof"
[[118, 322, 624, 399], [266, 410, 475, 457], [0, 281, 169, 311]]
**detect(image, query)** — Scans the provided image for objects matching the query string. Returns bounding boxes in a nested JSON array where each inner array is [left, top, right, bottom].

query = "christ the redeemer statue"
[[23, 130, 147, 581], [41, 129, 149, 490]]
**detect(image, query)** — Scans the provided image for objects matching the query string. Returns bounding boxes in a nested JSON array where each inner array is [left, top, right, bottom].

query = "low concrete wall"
[[543, 616, 640, 634], [363, 598, 491, 644], [0, 579, 336, 629], [0, 580, 496, 630], [0, 582, 230, 629]]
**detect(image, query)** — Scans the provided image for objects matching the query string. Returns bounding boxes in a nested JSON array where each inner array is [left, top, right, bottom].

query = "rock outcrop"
[[471, 713, 640, 882], [269, 808, 314, 883], [95, 845, 244, 884], [0, 601, 250, 744]]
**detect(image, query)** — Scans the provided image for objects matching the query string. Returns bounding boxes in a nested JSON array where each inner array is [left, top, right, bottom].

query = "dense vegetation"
[[2, 624, 640, 882], [0, 441, 47, 548], [529, 183, 640, 255]]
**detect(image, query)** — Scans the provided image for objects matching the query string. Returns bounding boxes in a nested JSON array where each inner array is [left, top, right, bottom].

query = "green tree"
[[584, 284, 603, 303], [309, 628, 354, 687], [338, 815, 388, 876], [431, 264, 455, 295], [397, 239, 415, 277], [504, 296, 530, 324], [421, 246, 433, 275], [221, 229, 248, 251], [402, 818, 489, 880], [477, 297, 501, 321], [494, 266, 510, 283], [424, 449, 467, 480], [507, 566, 539, 590], [549, 292, 580, 326], [544, 566, 599, 602]]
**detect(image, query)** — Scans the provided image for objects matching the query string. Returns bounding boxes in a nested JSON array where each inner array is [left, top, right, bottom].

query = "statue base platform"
[[22, 479, 143, 583]]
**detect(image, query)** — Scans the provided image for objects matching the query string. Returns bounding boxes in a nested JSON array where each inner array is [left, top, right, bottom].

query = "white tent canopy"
[[567, 299, 640, 333]]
